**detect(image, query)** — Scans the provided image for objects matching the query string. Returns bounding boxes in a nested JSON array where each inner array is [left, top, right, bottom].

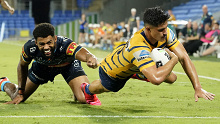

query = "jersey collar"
[[141, 31, 158, 47]]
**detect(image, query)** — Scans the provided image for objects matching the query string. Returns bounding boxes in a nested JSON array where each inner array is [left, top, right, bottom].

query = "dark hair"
[[143, 7, 170, 27], [33, 23, 55, 40], [214, 22, 219, 25]]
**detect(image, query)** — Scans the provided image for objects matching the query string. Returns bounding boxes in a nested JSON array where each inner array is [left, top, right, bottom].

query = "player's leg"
[[87, 79, 110, 94], [78, 32, 83, 44], [164, 72, 177, 84], [68, 75, 89, 103], [0, 77, 18, 100], [82, 66, 127, 100], [81, 32, 86, 44], [62, 60, 101, 105]]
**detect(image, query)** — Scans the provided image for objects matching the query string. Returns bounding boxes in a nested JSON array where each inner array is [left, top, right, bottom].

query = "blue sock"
[[1, 81, 11, 92], [85, 84, 93, 95]]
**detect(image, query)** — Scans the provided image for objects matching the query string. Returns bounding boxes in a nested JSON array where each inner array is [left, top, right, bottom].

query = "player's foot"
[[0, 77, 10, 91], [131, 74, 150, 82], [81, 83, 101, 106]]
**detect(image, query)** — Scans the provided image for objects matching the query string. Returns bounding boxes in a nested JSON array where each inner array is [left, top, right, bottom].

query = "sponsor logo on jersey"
[[133, 50, 150, 62], [22, 47, 28, 58], [73, 60, 80, 67], [59, 46, 63, 52], [66, 42, 77, 55], [30, 47, 36, 53]]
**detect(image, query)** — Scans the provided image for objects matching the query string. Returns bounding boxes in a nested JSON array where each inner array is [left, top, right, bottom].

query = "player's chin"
[[43, 54, 52, 58], [160, 37, 166, 41]]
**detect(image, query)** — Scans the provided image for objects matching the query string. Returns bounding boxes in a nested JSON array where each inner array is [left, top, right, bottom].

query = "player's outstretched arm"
[[4, 94, 24, 104], [5, 56, 30, 104], [172, 43, 215, 101], [194, 88, 215, 102], [0, 0, 14, 15], [75, 48, 99, 69]]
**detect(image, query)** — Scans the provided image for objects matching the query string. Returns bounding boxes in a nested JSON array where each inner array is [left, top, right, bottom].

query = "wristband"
[[18, 88, 24, 95]]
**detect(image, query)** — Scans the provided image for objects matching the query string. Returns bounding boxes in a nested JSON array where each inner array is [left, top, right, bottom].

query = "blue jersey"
[[80, 20, 87, 30], [21, 36, 82, 67]]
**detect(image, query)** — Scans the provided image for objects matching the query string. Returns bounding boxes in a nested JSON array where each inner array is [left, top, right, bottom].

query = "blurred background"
[[1, 0, 220, 58]]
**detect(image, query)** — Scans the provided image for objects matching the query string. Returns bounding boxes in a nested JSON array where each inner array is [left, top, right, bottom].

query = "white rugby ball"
[[150, 48, 170, 68]]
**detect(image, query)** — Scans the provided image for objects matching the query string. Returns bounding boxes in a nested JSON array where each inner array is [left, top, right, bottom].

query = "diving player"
[[0, 23, 101, 105], [81, 7, 215, 103]]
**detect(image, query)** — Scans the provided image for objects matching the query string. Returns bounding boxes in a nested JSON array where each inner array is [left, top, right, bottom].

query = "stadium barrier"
[[0, 21, 6, 42], [55, 13, 98, 43]]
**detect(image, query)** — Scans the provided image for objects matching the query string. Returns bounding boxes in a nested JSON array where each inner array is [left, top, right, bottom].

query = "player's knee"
[[76, 97, 86, 103]]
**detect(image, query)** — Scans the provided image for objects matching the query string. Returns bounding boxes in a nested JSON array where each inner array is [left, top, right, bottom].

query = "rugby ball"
[[150, 48, 170, 68]]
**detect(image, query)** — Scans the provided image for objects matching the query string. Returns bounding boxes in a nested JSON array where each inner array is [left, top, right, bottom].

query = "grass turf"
[[0, 41, 220, 124]]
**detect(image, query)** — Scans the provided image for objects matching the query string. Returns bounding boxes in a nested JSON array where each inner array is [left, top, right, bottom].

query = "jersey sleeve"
[[127, 37, 155, 72], [65, 39, 82, 59], [166, 27, 180, 51], [21, 41, 34, 62]]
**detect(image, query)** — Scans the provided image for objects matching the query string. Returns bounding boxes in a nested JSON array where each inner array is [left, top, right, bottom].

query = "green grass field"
[[0, 40, 220, 124]]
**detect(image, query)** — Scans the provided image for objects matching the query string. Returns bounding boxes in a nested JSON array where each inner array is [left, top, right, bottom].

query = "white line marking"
[[0, 115, 220, 119], [174, 71, 220, 82]]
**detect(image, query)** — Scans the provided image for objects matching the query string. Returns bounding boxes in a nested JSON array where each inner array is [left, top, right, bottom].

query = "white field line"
[[0, 115, 220, 119], [173, 71, 220, 82]]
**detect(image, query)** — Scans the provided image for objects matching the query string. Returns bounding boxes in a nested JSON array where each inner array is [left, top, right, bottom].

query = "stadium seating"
[[77, 0, 93, 9], [0, 9, 81, 38], [172, 0, 220, 21]]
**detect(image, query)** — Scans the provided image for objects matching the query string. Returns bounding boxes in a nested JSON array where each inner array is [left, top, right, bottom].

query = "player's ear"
[[54, 35, 57, 43], [146, 26, 151, 31], [35, 39, 37, 45]]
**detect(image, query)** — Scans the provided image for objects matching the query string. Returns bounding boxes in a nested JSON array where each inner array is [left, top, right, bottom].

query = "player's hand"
[[9, 8, 15, 15], [165, 49, 178, 64], [86, 55, 99, 69], [194, 88, 215, 102], [4, 94, 24, 105]]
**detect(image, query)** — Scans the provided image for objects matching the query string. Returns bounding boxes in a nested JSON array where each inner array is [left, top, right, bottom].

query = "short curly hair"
[[33, 23, 55, 40], [143, 7, 170, 27]]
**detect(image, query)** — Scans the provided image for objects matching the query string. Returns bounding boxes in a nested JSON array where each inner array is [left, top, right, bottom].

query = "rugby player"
[[0, 23, 101, 105], [81, 7, 215, 103]]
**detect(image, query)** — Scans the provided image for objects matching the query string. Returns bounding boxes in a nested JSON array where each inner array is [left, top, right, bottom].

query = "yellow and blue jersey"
[[100, 27, 180, 79]]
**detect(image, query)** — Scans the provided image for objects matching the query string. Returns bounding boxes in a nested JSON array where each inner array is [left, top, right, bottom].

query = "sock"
[[0, 79, 11, 92], [85, 84, 93, 95]]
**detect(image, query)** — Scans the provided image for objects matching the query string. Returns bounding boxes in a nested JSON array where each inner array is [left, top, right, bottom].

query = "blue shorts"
[[28, 60, 86, 85], [99, 67, 131, 92], [80, 29, 85, 33]]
